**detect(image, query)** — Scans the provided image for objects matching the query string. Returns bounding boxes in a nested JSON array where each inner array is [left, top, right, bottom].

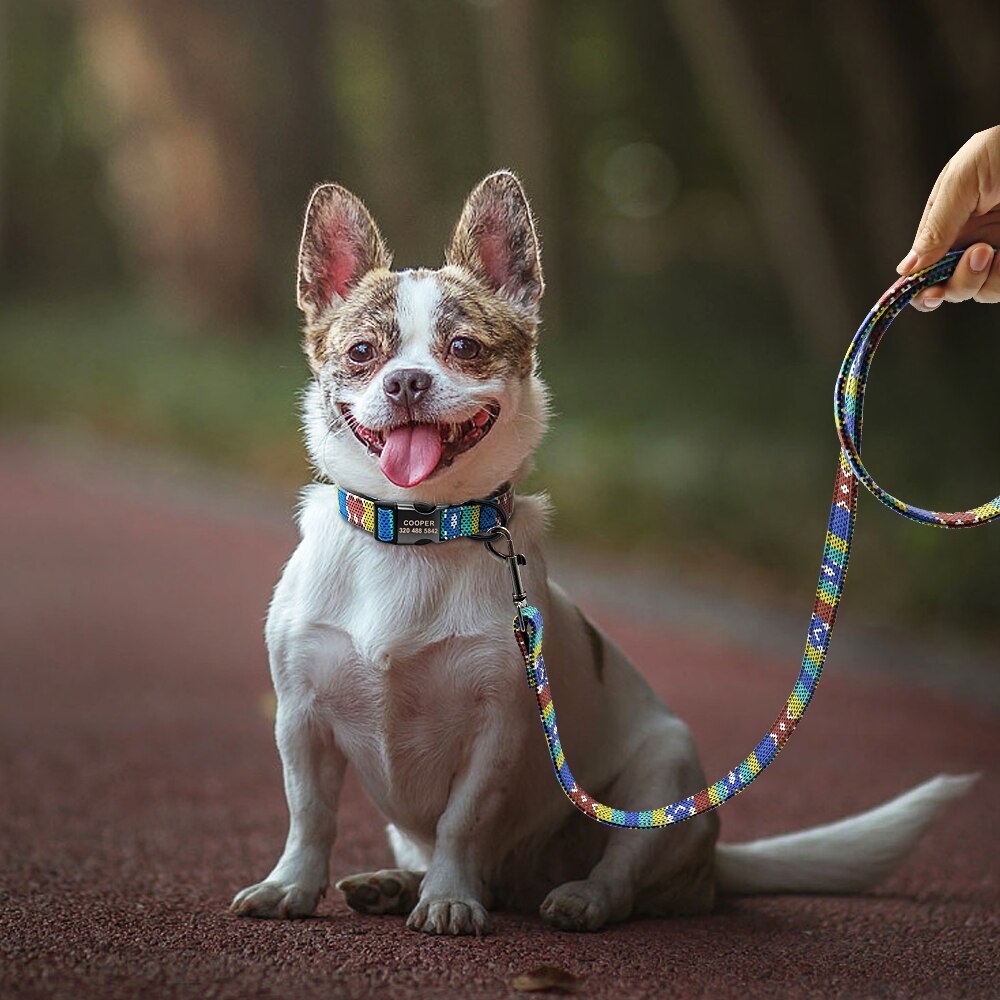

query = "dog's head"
[[297, 171, 549, 502]]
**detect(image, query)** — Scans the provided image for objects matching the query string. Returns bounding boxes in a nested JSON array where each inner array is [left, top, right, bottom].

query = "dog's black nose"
[[383, 368, 432, 406]]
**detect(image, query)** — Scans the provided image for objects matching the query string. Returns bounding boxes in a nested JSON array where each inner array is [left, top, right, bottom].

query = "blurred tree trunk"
[[820, 0, 922, 270], [0, 0, 6, 274], [326, 0, 437, 266], [926, 0, 1000, 136], [471, 0, 562, 331], [79, 0, 329, 330], [664, 0, 852, 350]]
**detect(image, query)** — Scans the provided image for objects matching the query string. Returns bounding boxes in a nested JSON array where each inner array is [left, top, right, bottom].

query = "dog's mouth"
[[339, 403, 500, 487]]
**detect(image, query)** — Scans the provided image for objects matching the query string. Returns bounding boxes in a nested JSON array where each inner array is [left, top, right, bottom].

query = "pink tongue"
[[379, 424, 444, 487]]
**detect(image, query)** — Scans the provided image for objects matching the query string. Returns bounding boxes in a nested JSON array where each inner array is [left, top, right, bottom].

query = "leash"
[[491, 248, 999, 829]]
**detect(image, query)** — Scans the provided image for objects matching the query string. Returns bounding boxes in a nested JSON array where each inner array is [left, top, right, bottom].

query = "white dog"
[[231, 171, 973, 935]]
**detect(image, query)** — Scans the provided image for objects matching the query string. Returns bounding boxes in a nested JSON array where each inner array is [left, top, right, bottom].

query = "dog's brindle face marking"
[[296, 172, 549, 501], [310, 266, 535, 387], [434, 266, 535, 380], [312, 269, 402, 383]]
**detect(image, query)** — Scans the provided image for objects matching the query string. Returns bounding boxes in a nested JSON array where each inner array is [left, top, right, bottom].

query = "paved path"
[[1, 440, 997, 999]]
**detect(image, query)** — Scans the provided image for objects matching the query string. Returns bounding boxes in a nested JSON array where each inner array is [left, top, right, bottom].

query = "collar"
[[335, 482, 514, 545]]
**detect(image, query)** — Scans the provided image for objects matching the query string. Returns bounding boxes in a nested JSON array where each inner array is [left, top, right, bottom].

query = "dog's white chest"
[[322, 635, 501, 834]]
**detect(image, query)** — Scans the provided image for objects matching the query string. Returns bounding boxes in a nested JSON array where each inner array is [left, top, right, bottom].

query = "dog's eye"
[[347, 341, 376, 364], [449, 336, 481, 360]]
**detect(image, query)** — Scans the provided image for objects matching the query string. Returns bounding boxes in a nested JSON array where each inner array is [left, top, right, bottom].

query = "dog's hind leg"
[[540, 717, 719, 931], [336, 869, 424, 915], [335, 825, 427, 915]]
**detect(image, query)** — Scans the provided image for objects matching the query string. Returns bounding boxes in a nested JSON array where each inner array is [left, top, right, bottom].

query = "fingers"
[[911, 243, 998, 311], [904, 166, 948, 271], [899, 161, 980, 276], [976, 245, 1000, 303], [898, 128, 999, 276]]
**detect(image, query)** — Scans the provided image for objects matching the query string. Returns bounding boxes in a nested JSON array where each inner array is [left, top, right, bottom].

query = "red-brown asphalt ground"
[[1, 438, 997, 999]]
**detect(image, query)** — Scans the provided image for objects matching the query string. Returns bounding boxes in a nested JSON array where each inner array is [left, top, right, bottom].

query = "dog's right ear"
[[446, 170, 543, 314], [296, 183, 391, 322]]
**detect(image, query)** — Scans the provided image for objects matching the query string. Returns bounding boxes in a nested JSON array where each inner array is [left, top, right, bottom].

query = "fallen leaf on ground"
[[511, 965, 581, 994]]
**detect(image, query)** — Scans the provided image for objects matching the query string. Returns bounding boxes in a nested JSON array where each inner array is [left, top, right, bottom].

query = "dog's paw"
[[540, 880, 614, 932], [229, 880, 324, 919], [406, 896, 490, 936], [335, 868, 423, 916]]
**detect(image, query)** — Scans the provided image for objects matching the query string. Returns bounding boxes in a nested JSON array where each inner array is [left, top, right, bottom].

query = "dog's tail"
[[714, 773, 976, 895]]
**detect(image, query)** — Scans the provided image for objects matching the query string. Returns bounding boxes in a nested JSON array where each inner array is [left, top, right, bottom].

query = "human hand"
[[896, 125, 1000, 311]]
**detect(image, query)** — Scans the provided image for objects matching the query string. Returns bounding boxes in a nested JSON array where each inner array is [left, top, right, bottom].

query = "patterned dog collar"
[[336, 483, 514, 545]]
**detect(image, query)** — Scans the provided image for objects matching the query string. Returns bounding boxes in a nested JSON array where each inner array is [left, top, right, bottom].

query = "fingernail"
[[897, 250, 918, 274], [922, 294, 943, 310], [969, 245, 993, 273]]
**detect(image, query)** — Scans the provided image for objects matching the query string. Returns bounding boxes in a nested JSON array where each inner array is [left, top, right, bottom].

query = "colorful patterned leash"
[[491, 248, 999, 829]]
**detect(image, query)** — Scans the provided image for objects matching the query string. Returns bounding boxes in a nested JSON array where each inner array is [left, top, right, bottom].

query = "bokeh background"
[[2, 0, 998, 641]]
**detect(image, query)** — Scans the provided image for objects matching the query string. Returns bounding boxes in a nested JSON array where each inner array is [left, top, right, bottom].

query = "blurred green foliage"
[[1, 2, 122, 290], [0, 294, 307, 481]]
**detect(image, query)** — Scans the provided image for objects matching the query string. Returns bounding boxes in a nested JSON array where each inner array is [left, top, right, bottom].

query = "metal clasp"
[[394, 503, 442, 544], [483, 525, 528, 631]]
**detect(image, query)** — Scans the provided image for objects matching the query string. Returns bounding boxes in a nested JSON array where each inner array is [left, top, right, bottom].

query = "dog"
[[230, 171, 973, 935]]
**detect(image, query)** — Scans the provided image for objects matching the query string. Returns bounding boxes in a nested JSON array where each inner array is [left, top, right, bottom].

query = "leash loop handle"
[[836, 248, 1000, 528], [513, 249, 998, 829]]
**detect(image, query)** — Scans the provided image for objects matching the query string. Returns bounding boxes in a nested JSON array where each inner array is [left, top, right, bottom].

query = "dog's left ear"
[[446, 170, 544, 313]]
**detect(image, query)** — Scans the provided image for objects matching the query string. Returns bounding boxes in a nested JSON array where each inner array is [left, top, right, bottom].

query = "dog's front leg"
[[231, 685, 347, 919], [405, 706, 513, 937]]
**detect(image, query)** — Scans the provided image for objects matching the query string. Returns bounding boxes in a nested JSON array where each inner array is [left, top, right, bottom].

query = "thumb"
[[899, 162, 980, 274]]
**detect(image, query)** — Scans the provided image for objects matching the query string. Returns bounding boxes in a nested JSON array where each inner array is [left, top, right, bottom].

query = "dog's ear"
[[446, 170, 544, 313], [297, 183, 391, 320]]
